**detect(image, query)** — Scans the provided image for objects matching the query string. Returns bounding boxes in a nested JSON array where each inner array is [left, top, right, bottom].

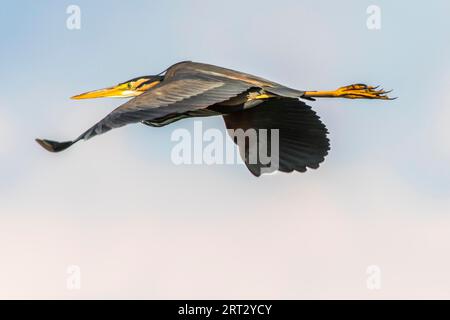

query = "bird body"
[[36, 61, 393, 176]]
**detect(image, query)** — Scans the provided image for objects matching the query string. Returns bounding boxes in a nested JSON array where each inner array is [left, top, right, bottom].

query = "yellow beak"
[[71, 83, 139, 100]]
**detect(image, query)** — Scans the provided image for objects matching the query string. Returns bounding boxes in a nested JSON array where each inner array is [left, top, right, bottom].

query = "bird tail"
[[35, 138, 77, 152], [265, 86, 305, 99]]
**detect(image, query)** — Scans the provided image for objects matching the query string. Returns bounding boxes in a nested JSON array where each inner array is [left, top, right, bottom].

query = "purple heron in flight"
[[36, 61, 393, 176]]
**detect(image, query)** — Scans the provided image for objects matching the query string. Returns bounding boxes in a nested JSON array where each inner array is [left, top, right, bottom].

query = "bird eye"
[[127, 82, 133, 89]]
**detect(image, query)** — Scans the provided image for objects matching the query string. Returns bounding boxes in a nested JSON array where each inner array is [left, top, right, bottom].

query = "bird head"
[[71, 75, 163, 99]]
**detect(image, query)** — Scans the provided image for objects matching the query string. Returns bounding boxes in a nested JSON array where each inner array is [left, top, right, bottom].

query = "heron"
[[36, 61, 394, 176]]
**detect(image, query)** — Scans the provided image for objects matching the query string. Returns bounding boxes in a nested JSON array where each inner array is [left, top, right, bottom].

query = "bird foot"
[[335, 84, 395, 100]]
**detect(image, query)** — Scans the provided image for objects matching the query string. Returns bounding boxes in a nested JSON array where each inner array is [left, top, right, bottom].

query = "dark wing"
[[168, 61, 305, 98], [223, 98, 330, 177], [36, 74, 252, 152], [80, 75, 251, 140]]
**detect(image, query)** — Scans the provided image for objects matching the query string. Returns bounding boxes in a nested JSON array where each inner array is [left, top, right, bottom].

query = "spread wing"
[[223, 98, 330, 176], [80, 74, 252, 140], [36, 73, 252, 152]]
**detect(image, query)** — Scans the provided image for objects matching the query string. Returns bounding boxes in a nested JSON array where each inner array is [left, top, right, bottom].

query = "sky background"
[[1, 0, 450, 299]]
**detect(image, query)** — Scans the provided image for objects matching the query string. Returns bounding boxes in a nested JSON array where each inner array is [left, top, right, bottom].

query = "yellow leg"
[[304, 84, 395, 100]]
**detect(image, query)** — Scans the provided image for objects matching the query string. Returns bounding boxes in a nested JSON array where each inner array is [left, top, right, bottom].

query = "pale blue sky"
[[1, 1, 450, 298]]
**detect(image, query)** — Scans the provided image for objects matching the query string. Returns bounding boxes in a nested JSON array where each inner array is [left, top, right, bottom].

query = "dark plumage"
[[224, 98, 329, 176], [36, 61, 393, 176]]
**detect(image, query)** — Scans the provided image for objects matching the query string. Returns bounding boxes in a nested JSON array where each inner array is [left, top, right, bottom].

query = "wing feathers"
[[78, 77, 251, 142], [223, 98, 330, 176]]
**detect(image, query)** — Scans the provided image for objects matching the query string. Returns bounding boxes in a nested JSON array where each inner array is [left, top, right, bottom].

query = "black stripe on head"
[[135, 76, 164, 89]]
